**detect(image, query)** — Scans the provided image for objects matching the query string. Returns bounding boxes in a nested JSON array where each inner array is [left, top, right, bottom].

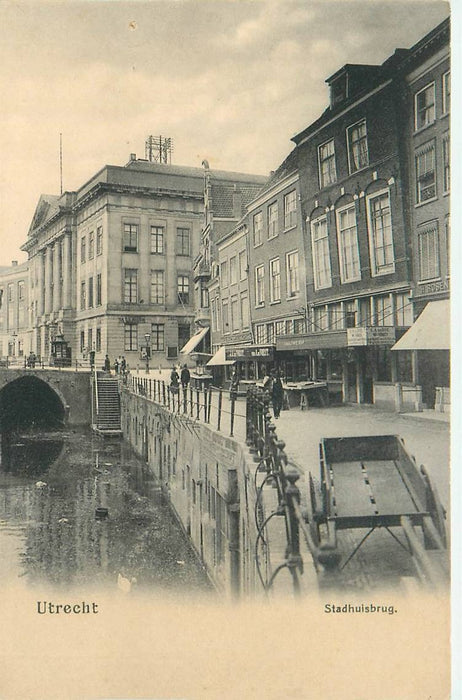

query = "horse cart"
[[307, 435, 448, 583]]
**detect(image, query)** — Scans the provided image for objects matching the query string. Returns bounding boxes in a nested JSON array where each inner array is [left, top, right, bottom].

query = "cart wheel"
[[317, 545, 342, 569]]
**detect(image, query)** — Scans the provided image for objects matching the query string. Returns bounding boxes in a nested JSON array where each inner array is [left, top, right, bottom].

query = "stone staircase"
[[94, 375, 122, 435]]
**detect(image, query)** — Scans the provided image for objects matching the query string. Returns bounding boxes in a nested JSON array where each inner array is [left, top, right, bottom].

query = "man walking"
[[180, 364, 191, 389]]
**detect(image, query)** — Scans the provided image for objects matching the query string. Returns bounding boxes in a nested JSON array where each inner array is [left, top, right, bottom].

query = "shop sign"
[[225, 345, 274, 361], [415, 279, 449, 298], [347, 326, 396, 346]]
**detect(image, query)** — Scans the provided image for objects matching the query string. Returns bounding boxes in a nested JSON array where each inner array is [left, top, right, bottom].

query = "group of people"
[[103, 355, 127, 375], [170, 364, 191, 393]]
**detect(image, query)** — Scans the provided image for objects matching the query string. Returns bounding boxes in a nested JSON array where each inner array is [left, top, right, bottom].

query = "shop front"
[[224, 345, 275, 388], [276, 326, 405, 406], [391, 299, 450, 412]]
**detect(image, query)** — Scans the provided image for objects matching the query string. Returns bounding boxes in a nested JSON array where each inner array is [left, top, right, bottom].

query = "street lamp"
[[144, 333, 151, 374]]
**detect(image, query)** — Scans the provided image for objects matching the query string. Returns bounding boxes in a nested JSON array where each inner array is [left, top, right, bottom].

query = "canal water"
[[0, 428, 213, 596]]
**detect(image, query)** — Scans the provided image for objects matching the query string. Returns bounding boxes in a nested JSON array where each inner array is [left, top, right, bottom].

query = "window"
[[124, 269, 138, 303], [345, 300, 356, 328], [200, 284, 209, 308], [80, 330, 85, 353], [80, 236, 86, 263], [255, 324, 265, 344], [18, 281, 24, 301], [96, 273, 102, 306], [268, 202, 278, 238], [336, 205, 361, 283], [88, 328, 93, 351], [314, 306, 328, 331], [96, 327, 101, 352], [285, 319, 294, 334], [176, 227, 190, 256], [88, 277, 94, 308], [230, 256, 237, 285], [318, 139, 337, 188], [88, 231, 94, 259], [123, 223, 138, 252], [275, 320, 284, 337], [150, 270, 164, 304], [124, 323, 138, 351], [415, 83, 435, 130], [442, 71, 450, 114], [151, 323, 165, 352], [96, 226, 103, 255], [266, 323, 275, 343], [80, 281, 86, 310], [347, 120, 369, 173], [415, 141, 436, 203], [151, 226, 164, 254], [443, 134, 450, 193], [375, 295, 392, 326], [418, 222, 440, 281], [286, 251, 299, 297], [255, 265, 265, 306], [269, 258, 281, 302], [395, 293, 412, 326], [329, 303, 343, 330], [311, 217, 332, 289], [230, 296, 239, 331], [367, 190, 395, 275], [221, 260, 228, 287], [239, 250, 247, 280], [254, 212, 263, 246], [284, 190, 297, 229], [240, 291, 249, 328], [222, 300, 229, 332], [177, 275, 189, 305]]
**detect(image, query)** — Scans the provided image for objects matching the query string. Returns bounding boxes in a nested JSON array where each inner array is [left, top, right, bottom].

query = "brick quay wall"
[[120, 386, 264, 598]]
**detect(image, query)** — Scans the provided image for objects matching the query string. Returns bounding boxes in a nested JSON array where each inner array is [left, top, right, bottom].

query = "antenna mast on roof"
[[145, 135, 173, 164], [59, 133, 63, 195]]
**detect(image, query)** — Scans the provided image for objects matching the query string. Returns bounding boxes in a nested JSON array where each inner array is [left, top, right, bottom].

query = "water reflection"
[[0, 429, 212, 595]]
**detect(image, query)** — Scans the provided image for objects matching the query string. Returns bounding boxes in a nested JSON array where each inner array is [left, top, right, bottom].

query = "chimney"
[[12, 260, 18, 266], [232, 184, 243, 218], [129, 153, 136, 161]]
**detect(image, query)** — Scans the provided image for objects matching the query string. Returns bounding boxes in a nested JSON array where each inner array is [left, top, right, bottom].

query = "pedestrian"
[[114, 357, 119, 374], [230, 368, 239, 399], [170, 366, 179, 393], [120, 356, 127, 375], [104, 354, 111, 373], [89, 350, 96, 369], [262, 368, 273, 393], [180, 364, 191, 389], [271, 372, 284, 419]]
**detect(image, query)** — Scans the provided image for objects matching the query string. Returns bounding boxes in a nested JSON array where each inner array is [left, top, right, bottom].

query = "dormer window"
[[330, 75, 347, 107]]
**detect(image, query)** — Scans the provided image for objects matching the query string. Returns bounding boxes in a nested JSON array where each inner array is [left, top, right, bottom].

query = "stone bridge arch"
[[0, 369, 91, 429]]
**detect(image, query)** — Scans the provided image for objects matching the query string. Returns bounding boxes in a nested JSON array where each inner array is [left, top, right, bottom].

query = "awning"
[[207, 346, 235, 366], [391, 300, 449, 351], [180, 327, 209, 354]]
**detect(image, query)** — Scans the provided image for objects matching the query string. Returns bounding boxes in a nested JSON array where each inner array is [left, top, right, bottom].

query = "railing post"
[[203, 388, 207, 422], [183, 387, 187, 413], [230, 392, 235, 437], [217, 388, 222, 431], [162, 381, 166, 406], [196, 389, 200, 420], [189, 386, 194, 416], [207, 387, 212, 423]]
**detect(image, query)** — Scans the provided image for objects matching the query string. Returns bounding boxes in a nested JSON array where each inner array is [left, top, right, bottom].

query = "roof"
[[126, 158, 266, 184], [292, 16, 449, 146], [253, 148, 299, 199], [209, 179, 267, 218], [27, 194, 61, 235]]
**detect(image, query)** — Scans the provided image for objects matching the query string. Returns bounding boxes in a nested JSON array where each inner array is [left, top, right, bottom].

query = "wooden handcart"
[[307, 435, 447, 579]]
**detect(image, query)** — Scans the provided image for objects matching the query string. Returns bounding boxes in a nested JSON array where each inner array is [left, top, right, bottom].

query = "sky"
[[0, 0, 450, 266]]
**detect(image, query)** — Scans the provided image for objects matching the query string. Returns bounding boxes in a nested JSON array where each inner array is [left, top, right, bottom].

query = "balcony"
[[194, 307, 210, 325]]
